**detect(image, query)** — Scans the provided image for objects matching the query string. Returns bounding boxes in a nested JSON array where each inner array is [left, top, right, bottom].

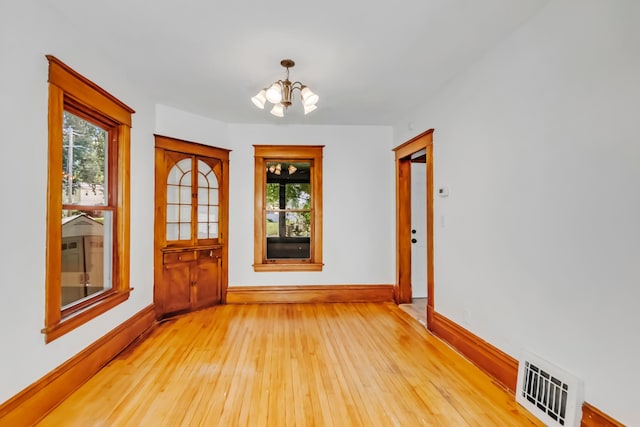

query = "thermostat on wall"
[[437, 187, 449, 197]]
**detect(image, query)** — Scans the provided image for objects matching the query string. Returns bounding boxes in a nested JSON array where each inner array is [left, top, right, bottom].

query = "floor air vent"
[[516, 352, 583, 427]]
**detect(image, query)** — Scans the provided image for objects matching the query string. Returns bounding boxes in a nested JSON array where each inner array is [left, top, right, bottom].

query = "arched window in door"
[[167, 158, 192, 241], [165, 154, 221, 244], [196, 159, 219, 239]]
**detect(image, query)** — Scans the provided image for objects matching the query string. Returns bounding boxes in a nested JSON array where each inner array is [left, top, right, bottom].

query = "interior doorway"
[[393, 130, 434, 327], [411, 157, 427, 298]]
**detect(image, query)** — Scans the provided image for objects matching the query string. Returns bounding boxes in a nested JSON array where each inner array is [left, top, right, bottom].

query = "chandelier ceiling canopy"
[[251, 59, 319, 117]]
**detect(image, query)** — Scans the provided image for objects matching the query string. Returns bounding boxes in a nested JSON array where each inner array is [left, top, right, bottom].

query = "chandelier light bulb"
[[303, 104, 317, 115], [270, 103, 285, 117], [300, 86, 319, 107], [265, 83, 282, 104], [251, 89, 267, 109]]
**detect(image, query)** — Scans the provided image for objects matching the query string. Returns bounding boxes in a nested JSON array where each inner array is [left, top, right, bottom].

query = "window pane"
[[198, 187, 208, 205], [197, 205, 208, 222], [197, 172, 209, 187], [167, 205, 179, 222], [176, 158, 192, 173], [285, 183, 311, 209], [206, 170, 219, 188], [266, 183, 280, 210], [166, 223, 178, 241], [209, 189, 218, 205], [180, 171, 192, 186], [167, 166, 181, 185], [62, 112, 107, 206], [197, 222, 208, 239], [285, 212, 311, 237], [197, 160, 213, 186], [167, 185, 179, 203], [266, 212, 280, 237], [179, 223, 191, 240], [61, 209, 112, 308], [180, 186, 191, 204], [180, 205, 191, 222], [208, 223, 218, 238], [209, 206, 218, 222]]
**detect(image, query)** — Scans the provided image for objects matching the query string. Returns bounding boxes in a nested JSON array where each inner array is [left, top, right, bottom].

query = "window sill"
[[42, 289, 131, 343], [253, 263, 323, 272]]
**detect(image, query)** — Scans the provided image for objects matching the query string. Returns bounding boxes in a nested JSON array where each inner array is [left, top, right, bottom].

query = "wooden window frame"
[[253, 145, 323, 272], [43, 55, 134, 343]]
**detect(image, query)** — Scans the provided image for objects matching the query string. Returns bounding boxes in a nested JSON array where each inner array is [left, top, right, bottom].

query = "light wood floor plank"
[[37, 303, 542, 427]]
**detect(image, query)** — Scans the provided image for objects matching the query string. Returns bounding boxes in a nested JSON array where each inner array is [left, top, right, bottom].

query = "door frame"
[[393, 129, 434, 326]]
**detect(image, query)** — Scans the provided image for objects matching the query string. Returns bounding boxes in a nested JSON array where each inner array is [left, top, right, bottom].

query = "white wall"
[[0, 0, 156, 404], [155, 110, 396, 287], [393, 0, 640, 424], [227, 124, 395, 286], [155, 104, 229, 148]]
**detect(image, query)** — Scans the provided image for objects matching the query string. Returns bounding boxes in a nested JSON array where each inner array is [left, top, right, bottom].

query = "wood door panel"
[[161, 261, 192, 314], [194, 249, 221, 309]]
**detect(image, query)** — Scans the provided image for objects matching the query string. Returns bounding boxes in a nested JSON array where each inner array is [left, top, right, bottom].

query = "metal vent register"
[[516, 352, 583, 427]]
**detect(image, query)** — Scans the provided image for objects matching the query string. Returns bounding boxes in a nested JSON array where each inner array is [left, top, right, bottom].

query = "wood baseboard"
[[429, 310, 519, 392], [0, 305, 156, 426], [581, 403, 626, 427], [226, 284, 394, 304], [428, 310, 625, 427]]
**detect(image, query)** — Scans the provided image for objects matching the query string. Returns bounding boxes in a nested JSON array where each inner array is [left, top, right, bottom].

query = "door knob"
[[411, 238, 417, 244], [411, 229, 417, 234]]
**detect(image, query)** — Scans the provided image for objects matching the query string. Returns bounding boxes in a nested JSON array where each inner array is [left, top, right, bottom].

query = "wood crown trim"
[[226, 284, 394, 304], [0, 305, 156, 426], [154, 134, 231, 157], [392, 129, 434, 158], [429, 310, 625, 427], [46, 55, 134, 125]]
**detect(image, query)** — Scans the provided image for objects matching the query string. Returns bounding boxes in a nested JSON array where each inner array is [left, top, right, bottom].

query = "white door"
[[411, 162, 427, 298]]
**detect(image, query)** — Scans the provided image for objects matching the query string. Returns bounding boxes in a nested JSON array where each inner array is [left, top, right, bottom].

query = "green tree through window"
[[62, 111, 106, 204]]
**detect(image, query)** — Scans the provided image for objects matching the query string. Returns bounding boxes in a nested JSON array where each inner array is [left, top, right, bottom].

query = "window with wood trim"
[[253, 145, 323, 272], [43, 55, 134, 343]]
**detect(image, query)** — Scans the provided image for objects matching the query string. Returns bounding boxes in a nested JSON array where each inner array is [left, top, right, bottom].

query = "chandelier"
[[251, 59, 319, 117]]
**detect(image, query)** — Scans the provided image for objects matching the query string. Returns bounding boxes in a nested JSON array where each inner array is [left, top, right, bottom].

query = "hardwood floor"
[[37, 303, 542, 426]]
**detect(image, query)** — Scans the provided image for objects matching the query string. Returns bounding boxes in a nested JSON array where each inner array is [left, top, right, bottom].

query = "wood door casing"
[[154, 135, 230, 318], [393, 130, 434, 324]]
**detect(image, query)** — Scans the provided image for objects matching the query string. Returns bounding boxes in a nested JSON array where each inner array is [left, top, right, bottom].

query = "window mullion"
[[191, 155, 198, 245], [278, 182, 286, 238]]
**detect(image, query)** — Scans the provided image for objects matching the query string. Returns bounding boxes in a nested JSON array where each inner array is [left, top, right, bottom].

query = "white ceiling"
[[48, 0, 550, 126]]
